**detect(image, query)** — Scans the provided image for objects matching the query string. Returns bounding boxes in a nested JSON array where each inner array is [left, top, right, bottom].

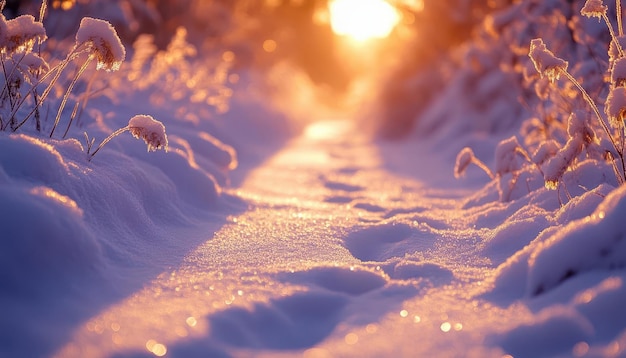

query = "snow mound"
[[497, 306, 593, 357], [528, 184, 626, 296], [0, 183, 103, 295]]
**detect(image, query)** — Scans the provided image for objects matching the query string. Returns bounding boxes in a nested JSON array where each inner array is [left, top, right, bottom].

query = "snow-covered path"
[[54, 120, 570, 357]]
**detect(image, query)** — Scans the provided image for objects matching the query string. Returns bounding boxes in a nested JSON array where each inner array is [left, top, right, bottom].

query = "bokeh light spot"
[[329, 0, 400, 42]]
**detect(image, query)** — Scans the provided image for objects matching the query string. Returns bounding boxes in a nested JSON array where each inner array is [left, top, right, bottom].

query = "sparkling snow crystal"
[[128, 115, 168, 152], [75, 17, 125, 71], [529, 38, 568, 83]]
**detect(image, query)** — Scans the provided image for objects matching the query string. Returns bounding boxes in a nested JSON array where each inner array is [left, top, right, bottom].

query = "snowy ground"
[[3, 1, 626, 355], [4, 109, 622, 357]]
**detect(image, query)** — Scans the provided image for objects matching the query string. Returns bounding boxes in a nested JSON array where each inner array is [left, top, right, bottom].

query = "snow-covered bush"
[[0, 1, 168, 161], [120, 27, 235, 118], [456, 0, 626, 202]]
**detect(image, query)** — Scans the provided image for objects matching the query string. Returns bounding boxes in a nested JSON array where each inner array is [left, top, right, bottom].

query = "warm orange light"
[[328, 0, 400, 42]]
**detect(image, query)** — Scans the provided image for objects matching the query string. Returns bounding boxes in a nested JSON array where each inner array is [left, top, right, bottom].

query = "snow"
[[128, 114, 168, 152], [581, 0, 608, 20], [1, 1, 626, 357], [605, 86, 626, 126], [528, 38, 568, 83], [4, 14, 46, 53], [75, 17, 125, 71]]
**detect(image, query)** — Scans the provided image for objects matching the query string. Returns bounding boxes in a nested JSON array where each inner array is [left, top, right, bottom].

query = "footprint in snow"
[[352, 202, 386, 213], [345, 222, 430, 262], [206, 291, 347, 349], [337, 166, 360, 175], [323, 180, 364, 192], [280, 266, 387, 296], [383, 261, 454, 285], [323, 195, 354, 204]]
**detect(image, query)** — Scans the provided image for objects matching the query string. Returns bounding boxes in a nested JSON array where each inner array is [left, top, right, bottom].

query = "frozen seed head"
[[128, 115, 168, 152], [454, 147, 475, 178], [605, 86, 626, 127], [4, 15, 46, 53], [495, 136, 523, 176], [612, 58, 626, 86], [529, 38, 568, 83], [567, 111, 596, 145], [543, 135, 584, 190], [581, 0, 607, 20], [11, 52, 49, 84], [76, 17, 125, 71], [532, 140, 560, 165], [18, 52, 49, 73], [609, 36, 626, 63]]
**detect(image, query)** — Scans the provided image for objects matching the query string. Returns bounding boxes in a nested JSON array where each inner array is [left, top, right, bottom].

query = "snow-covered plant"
[[523, 0, 626, 190], [494, 136, 533, 177], [528, 38, 568, 84], [581, 0, 624, 57], [0, 4, 129, 137], [456, 136, 538, 201], [49, 17, 126, 138], [86, 114, 168, 161], [0, 11, 49, 131], [121, 27, 235, 117], [3, 14, 46, 54], [454, 147, 494, 179]]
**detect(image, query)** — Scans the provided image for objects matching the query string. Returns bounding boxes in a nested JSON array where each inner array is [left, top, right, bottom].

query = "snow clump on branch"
[[3, 15, 46, 54], [128, 115, 168, 152], [580, 0, 608, 20], [605, 87, 626, 127], [75, 17, 125, 71], [528, 38, 568, 83]]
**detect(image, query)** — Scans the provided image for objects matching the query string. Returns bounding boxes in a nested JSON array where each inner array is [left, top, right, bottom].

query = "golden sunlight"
[[328, 0, 400, 42]]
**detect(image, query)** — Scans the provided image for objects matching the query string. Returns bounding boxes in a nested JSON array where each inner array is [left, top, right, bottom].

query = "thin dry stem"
[[62, 101, 80, 139], [560, 69, 626, 181], [560, 70, 619, 151], [604, 13, 625, 57], [618, 0, 624, 36], [472, 157, 495, 180], [50, 55, 93, 138], [88, 126, 129, 160], [39, 0, 47, 23], [13, 43, 89, 131]]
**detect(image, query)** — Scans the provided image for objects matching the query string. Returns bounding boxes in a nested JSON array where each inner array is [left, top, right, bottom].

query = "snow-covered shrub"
[[525, 0, 626, 190], [456, 135, 542, 202], [456, 0, 626, 203], [103, 25, 237, 126], [0, 4, 122, 135]]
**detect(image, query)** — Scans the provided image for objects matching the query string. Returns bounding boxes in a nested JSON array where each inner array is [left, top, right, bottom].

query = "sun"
[[328, 0, 400, 42]]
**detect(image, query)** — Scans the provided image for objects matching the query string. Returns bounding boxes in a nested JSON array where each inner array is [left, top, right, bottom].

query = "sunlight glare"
[[329, 0, 400, 42]]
